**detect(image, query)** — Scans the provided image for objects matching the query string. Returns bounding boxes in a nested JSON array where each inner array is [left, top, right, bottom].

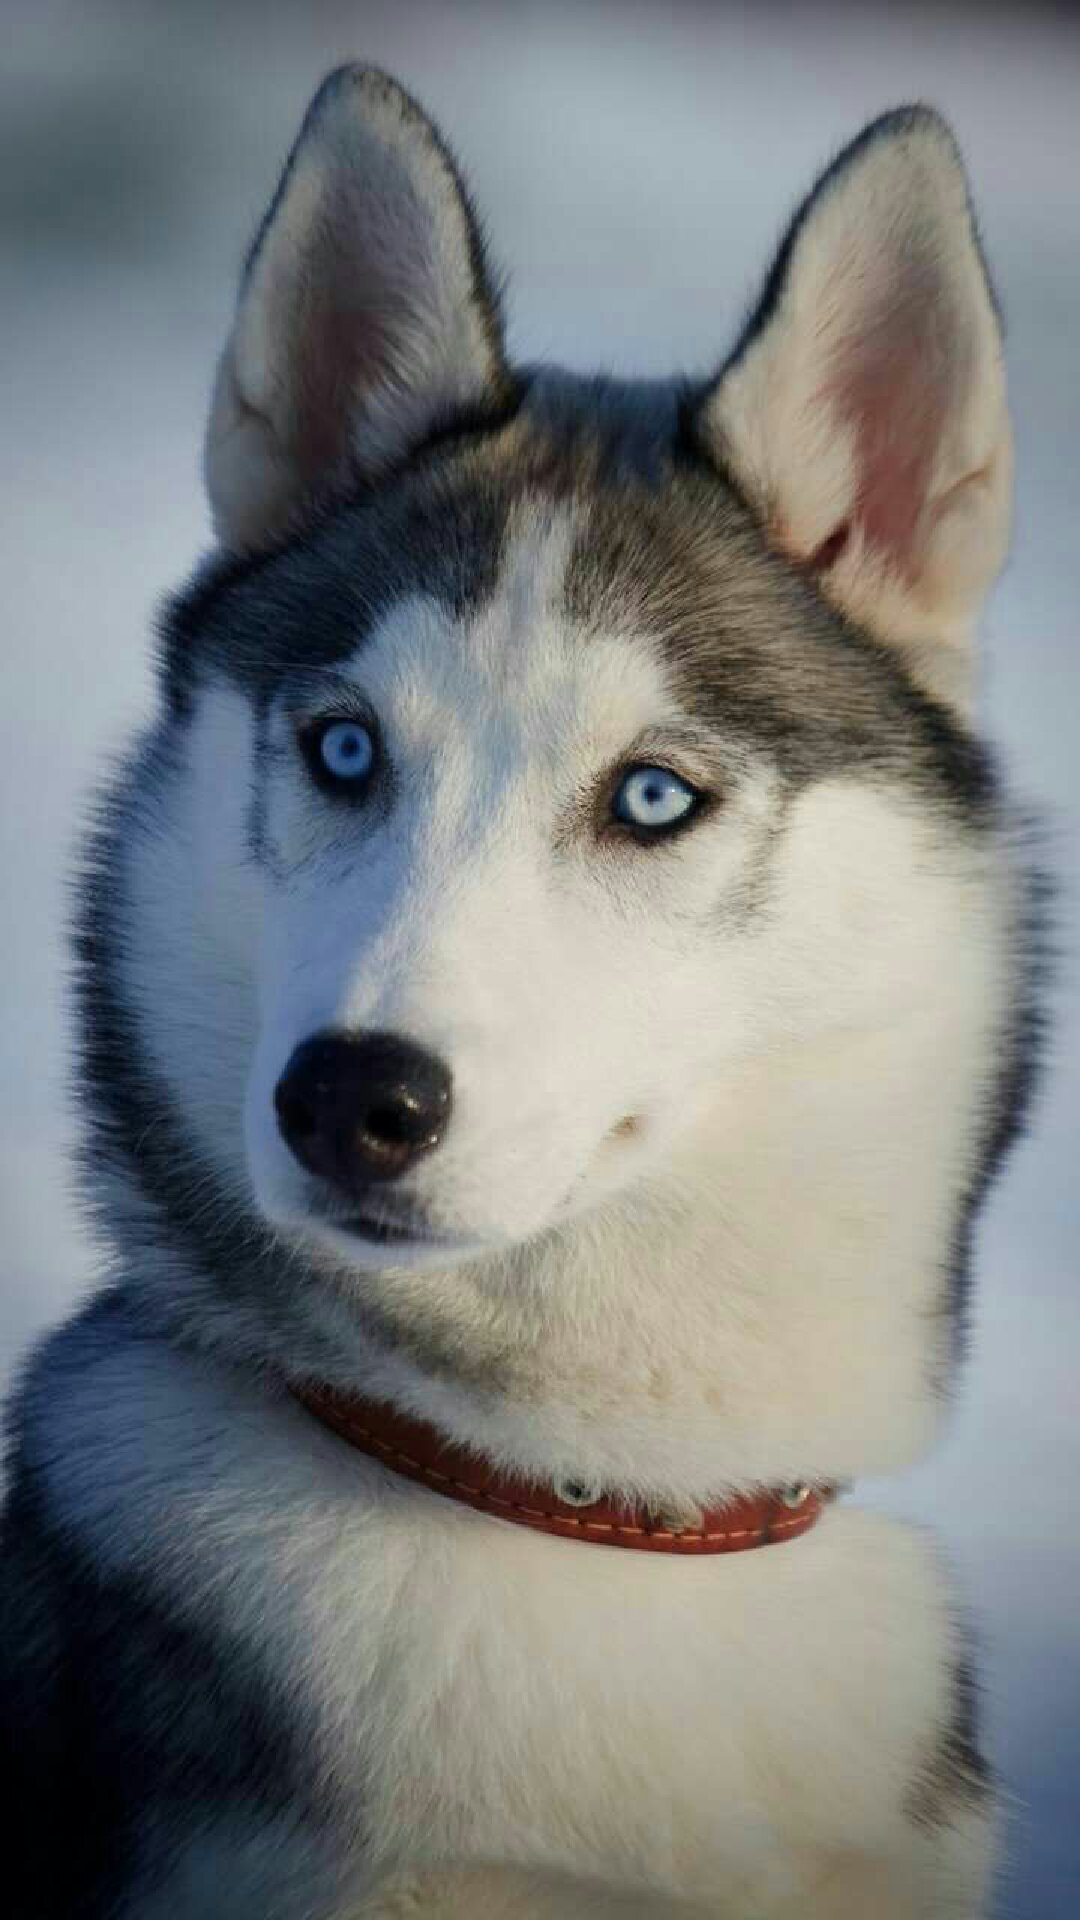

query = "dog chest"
[[34, 1331, 957, 1903]]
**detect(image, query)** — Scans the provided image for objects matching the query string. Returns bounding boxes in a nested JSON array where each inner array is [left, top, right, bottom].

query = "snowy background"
[[2, 3, 1077, 1911]]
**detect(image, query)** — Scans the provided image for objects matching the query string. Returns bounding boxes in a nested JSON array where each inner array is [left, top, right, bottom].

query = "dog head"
[[100, 72, 1020, 1449]]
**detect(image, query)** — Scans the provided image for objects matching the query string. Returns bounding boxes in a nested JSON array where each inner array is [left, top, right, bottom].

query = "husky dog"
[[2, 66, 1041, 1919]]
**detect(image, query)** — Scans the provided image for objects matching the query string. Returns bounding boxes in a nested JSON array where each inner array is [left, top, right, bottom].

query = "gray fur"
[[907, 1653, 994, 1833], [2, 1307, 345, 1920]]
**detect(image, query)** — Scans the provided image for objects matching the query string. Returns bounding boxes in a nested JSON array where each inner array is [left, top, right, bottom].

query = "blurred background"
[[1, 2, 1077, 1911]]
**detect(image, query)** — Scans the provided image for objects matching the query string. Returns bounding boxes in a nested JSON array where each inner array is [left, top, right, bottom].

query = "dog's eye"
[[612, 765, 699, 833], [304, 719, 376, 794]]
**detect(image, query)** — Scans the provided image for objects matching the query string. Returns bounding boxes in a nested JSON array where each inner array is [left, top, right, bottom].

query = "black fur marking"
[[518, 368, 687, 485], [946, 850, 1054, 1362], [161, 453, 514, 714], [908, 1651, 994, 1832], [1, 1344, 334, 1917], [563, 451, 1001, 821], [247, 693, 271, 869], [402, 378, 527, 467]]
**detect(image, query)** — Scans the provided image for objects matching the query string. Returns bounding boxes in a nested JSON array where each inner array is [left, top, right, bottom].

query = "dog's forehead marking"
[[324, 502, 682, 765]]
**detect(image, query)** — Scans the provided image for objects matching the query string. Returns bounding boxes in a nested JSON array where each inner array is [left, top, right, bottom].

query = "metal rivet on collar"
[[780, 1483, 812, 1509], [554, 1476, 604, 1509]]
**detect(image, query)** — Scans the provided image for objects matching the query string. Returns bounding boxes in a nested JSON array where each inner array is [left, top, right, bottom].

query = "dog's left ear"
[[204, 66, 510, 552], [695, 108, 1011, 711]]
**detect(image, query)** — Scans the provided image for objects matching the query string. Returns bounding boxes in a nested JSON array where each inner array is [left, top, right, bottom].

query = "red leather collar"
[[296, 1384, 834, 1555]]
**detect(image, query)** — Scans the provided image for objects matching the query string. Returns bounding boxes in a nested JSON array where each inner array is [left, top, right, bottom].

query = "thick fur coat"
[[1, 68, 1040, 1918]]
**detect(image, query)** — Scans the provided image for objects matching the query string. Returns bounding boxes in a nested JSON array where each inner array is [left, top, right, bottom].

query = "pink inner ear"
[[289, 175, 421, 489], [294, 293, 375, 480], [824, 293, 953, 584]]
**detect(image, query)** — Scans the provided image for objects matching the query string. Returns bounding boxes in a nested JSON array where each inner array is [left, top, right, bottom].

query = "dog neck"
[[295, 1380, 836, 1554]]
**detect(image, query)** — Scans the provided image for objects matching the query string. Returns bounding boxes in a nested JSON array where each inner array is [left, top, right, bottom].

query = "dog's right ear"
[[204, 66, 510, 552]]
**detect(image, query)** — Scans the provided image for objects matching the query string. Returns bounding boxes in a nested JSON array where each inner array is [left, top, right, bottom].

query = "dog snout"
[[273, 1031, 453, 1186]]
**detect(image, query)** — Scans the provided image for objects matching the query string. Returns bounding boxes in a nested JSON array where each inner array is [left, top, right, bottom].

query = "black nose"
[[274, 1031, 453, 1187]]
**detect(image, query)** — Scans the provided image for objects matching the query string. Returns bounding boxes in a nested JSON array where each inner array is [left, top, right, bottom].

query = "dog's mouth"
[[336, 1207, 438, 1248], [316, 1198, 464, 1253]]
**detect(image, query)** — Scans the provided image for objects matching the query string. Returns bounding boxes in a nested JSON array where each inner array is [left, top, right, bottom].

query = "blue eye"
[[612, 765, 698, 833], [313, 719, 375, 788]]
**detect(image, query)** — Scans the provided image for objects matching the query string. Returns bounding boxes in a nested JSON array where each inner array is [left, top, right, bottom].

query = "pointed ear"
[[695, 108, 1011, 711], [204, 66, 512, 552]]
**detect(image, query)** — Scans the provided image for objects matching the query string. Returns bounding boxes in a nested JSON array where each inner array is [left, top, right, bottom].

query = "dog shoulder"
[[2, 1306, 345, 1918], [7, 1288, 256, 1557], [1, 1456, 78, 1915]]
